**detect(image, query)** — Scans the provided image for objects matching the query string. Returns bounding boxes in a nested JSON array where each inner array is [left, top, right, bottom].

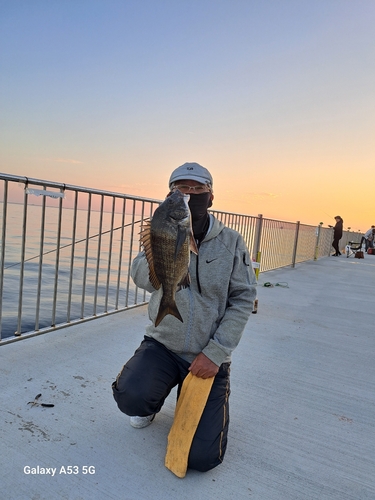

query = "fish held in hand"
[[140, 190, 198, 327]]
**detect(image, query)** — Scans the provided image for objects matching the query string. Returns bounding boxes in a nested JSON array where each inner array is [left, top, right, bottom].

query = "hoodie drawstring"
[[194, 240, 202, 295]]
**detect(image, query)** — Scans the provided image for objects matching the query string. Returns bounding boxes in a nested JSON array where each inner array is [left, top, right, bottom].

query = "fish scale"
[[140, 190, 198, 327]]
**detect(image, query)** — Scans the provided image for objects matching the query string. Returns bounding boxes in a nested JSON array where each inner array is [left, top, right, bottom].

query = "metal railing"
[[0, 173, 362, 344]]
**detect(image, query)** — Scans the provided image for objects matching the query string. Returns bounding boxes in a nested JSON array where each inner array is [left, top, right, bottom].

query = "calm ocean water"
[[1, 202, 145, 338]]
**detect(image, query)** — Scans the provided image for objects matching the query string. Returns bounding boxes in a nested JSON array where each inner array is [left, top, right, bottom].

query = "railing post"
[[253, 214, 263, 258], [314, 222, 323, 260], [252, 214, 263, 277], [0, 180, 8, 341], [291, 221, 300, 268], [15, 187, 28, 336]]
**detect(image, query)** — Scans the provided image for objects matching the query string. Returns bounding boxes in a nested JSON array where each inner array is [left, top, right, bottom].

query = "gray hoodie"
[[131, 215, 257, 366]]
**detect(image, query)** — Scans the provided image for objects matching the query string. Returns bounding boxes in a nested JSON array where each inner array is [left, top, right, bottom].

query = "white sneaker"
[[130, 414, 155, 429]]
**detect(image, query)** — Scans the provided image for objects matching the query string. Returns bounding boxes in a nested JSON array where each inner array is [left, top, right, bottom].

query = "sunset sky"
[[1, 1, 374, 231]]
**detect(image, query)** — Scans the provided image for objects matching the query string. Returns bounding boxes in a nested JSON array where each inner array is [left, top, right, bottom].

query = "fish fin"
[[190, 235, 199, 255], [140, 221, 161, 290], [155, 299, 183, 327], [177, 272, 191, 289], [174, 226, 188, 260]]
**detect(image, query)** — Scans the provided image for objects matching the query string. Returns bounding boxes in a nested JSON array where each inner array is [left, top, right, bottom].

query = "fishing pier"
[[0, 173, 374, 499]]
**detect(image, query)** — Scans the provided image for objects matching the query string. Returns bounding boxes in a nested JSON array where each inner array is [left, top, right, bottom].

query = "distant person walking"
[[332, 216, 343, 256]]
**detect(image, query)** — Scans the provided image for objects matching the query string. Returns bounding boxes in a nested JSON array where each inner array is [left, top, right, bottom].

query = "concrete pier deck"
[[1, 255, 374, 500]]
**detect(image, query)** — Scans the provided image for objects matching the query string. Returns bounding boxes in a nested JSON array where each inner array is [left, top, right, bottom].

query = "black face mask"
[[188, 192, 212, 221], [188, 192, 212, 243]]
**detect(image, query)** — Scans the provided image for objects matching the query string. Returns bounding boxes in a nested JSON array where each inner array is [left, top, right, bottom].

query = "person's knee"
[[112, 386, 152, 416], [188, 433, 228, 472], [188, 445, 226, 472], [111, 378, 130, 415], [112, 375, 155, 416]]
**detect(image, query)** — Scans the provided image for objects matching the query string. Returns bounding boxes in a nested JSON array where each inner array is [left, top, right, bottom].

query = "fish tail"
[[155, 298, 183, 327]]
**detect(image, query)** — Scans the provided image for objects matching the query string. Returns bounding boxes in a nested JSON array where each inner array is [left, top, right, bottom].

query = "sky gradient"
[[1, 0, 374, 231]]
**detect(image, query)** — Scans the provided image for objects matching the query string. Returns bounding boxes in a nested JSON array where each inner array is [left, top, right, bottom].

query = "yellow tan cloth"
[[165, 372, 214, 478]]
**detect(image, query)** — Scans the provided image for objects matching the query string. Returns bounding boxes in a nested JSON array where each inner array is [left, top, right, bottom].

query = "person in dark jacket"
[[332, 216, 343, 256]]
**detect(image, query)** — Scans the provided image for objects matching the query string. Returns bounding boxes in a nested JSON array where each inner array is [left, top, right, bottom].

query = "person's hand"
[[188, 352, 219, 379]]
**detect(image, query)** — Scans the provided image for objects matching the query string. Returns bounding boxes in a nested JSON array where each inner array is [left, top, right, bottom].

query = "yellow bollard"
[[254, 251, 261, 280]]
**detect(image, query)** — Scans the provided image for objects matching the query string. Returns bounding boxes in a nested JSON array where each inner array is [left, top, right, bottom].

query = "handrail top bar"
[[0, 172, 162, 204], [211, 210, 321, 229], [1, 172, 321, 229], [1, 171, 260, 220], [261, 216, 322, 228]]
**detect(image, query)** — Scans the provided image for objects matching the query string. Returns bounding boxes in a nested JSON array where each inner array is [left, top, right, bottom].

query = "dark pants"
[[332, 237, 341, 255], [360, 237, 373, 250], [112, 337, 230, 472]]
